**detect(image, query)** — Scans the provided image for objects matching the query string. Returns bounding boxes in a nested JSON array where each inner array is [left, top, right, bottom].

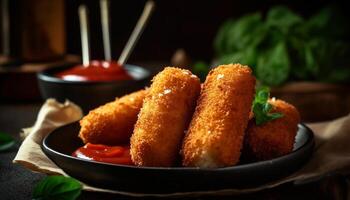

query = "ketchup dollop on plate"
[[72, 143, 133, 165], [56, 60, 132, 81]]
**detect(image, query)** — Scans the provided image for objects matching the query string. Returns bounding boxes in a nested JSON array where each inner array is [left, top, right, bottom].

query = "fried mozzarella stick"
[[182, 64, 256, 168], [79, 89, 147, 145], [130, 67, 200, 167], [243, 99, 300, 161]]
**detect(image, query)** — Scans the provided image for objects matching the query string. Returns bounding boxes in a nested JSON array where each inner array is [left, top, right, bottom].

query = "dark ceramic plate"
[[42, 122, 314, 194]]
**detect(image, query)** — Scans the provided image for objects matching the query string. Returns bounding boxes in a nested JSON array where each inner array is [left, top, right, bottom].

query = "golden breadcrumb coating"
[[79, 90, 147, 145], [182, 64, 256, 168], [130, 67, 201, 167], [243, 99, 301, 161]]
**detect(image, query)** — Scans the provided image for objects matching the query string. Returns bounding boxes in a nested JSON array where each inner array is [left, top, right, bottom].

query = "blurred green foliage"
[[193, 61, 209, 81], [213, 6, 350, 86]]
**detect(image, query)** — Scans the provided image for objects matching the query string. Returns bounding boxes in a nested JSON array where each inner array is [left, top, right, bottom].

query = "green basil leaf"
[[270, 112, 284, 120], [32, 176, 82, 200], [219, 52, 242, 65], [256, 41, 290, 86], [193, 61, 210, 81], [214, 19, 236, 56], [252, 87, 283, 125], [306, 7, 331, 32], [255, 87, 269, 102], [304, 44, 318, 76], [218, 48, 258, 72], [226, 13, 264, 52], [0, 132, 15, 151], [214, 5, 350, 86], [306, 6, 349, 39], [266, 6, 303, 35]]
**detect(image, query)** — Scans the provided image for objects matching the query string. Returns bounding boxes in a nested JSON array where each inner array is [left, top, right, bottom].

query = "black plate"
[[42, 122, 314, 194]]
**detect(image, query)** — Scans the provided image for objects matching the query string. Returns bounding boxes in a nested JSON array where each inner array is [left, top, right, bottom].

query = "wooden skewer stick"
[[118, 1, 155, 65], [100, 0, 112, 61], [78, 5, 90, 67]]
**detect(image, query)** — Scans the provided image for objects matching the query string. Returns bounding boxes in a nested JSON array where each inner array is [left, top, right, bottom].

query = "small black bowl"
[[42, 122, 314, 195], [37, 64, 151, 113]]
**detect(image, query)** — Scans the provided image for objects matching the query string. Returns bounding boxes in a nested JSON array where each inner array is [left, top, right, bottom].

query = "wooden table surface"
[[0, 102, 349, 200]]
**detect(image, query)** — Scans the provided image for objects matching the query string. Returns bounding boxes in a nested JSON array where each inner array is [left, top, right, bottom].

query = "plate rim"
[[42, 122, 314, 172]]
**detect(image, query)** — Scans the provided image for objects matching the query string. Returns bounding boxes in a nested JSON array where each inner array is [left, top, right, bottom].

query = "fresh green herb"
[[214, 5, 350, 86], [0, 132, 15, 151], [193, 61, 210, 81], [256, 41, 290, 86], [252, 87, 283, 125], [32, 176, 82, 200]]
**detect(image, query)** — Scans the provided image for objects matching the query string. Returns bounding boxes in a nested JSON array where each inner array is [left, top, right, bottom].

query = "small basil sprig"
[[0, 132, 15, 151], [252, 87, 283, 125], [32, 176, 82, 200]]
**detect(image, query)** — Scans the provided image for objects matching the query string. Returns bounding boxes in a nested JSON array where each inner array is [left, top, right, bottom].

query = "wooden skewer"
[[78, 5, 90, 67], [118, 0, 155, 65], [100, 0, 112, 61]]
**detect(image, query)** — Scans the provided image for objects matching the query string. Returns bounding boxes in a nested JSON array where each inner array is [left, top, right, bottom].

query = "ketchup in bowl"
[[56, 60, 132, 81], [72, 143, 133, 165]]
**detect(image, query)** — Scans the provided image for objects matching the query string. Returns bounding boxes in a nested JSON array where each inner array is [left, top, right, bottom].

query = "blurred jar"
[[0, 0, 65, 63]]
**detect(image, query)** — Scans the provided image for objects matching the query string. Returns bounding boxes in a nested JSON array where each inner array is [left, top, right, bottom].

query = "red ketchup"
[[72, 143, 134, 165], [56, 60, 132, 81]]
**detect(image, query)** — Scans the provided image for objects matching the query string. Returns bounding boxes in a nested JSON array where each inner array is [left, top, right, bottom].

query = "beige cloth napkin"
[[13, 99, 350, 197]]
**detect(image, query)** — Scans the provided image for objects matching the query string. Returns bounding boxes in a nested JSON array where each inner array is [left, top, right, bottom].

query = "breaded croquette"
[[243, 99, 300, 161], [182, 64, 256, 168], [130, 67, 200, 167], [79, 90, 147, 145]]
